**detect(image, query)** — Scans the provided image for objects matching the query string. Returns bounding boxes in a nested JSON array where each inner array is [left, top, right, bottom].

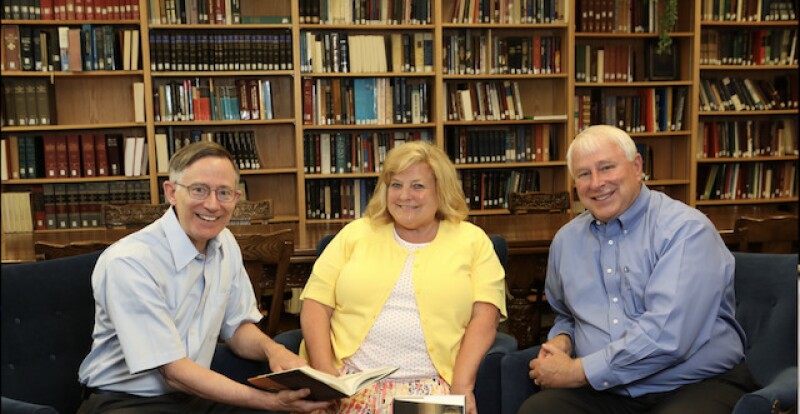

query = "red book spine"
[[80, 133, 96, 177], [55, 134, 69, 177], [43, 135, 58, 178], [94, 134, 109, 176], [66, 134, 82, 177]]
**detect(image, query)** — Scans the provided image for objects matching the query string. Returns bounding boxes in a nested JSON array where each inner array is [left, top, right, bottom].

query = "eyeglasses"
[[175, 183, 238, 203]]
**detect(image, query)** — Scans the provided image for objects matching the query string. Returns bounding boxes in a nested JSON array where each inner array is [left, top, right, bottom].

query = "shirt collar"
[[588, 184, 649, 233], [162, 207, 223, 270]]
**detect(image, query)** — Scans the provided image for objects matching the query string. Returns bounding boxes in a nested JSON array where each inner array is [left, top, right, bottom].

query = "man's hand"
[[268, 388, 332, 412], [529, 343, 587, 389]]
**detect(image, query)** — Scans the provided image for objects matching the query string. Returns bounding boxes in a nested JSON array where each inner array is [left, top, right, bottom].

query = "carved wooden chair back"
[[508, 191, 570, 214], [234, 228, 294, 336], [734, 215, 799, 254], [34, 240, 112, 261], [102, 199, 273, 228]]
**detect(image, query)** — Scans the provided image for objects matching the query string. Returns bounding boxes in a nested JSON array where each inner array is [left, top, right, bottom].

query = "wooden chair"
[[508, 191, 570, 214], [102, 199, 273, 228], [733, 215, 798, 254], [234, 229, 294, 337], [34, 240, 112, 261], [504, 192, 569, 347]]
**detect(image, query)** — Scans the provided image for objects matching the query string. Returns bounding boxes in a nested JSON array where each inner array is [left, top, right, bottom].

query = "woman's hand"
[[450, 385, 477, 414]]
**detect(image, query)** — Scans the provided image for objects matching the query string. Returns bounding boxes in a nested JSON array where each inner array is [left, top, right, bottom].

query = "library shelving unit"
[[572, 0, 696, 205], [1, 8, 149, 232], [146, 1, 301, 223], [298, 1, 436, 222], [692, 0, 799, 229], [441, 0, 572, 215]]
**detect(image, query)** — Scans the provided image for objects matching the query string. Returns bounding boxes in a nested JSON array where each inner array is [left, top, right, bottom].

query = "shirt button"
[[613, 319, 619, 324], [606, 268, 613, 274], [612, 297, 619, 303], [608, 240, 614, 245], [603, 381, 609, 387]]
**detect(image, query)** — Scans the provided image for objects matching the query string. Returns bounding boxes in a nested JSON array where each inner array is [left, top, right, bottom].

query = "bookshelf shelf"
[[697, 155, 799, 163], [149, 24, 293, 29], [442, 23, 569, 29], [299, 24, 435, 30], [2, 175, 149, 184], [150, 71, 295, 77], [455, 161, 566, 169], [444, 119, 567, 126], [302, 123, 435, 130], [574, 32, 694, 38], [443, 74, 568, 80], [240, 168, 298, 175], [302, 72, 435, 78], [700, 65, 799, 70], [575, 81, 694, 87], [1, 123, 145, 132], [696, 197, 799, 206], [2, 71, 145, 77], [698, 110, 799, 116], [700, 20, 799, 27], [306, 172, 380, 179], [0, 19, 141, 25], [154, 119, 295, 126]]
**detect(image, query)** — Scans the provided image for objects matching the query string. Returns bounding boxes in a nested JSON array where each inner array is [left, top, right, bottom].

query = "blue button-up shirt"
[[546, 185, 745, 397]]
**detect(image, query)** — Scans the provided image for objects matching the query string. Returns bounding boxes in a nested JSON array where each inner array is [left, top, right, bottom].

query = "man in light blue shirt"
[[520, 125, 757, 413], [78, 141, 329, 413]]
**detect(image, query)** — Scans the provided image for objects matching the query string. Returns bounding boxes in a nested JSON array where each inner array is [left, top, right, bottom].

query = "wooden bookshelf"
[[1, 0, 797, 236]]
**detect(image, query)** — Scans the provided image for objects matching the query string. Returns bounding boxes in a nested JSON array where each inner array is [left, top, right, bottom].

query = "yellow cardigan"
[[299, 218, 507, 384]]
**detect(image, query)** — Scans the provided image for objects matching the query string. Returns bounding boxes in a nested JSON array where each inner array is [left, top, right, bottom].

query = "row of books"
[[698, 76, 799, 112], [443, 32, 562, 75], [2, 25, 140, 73], [460, 169, 540, 210], [636, 142, 655, 180], [575, 87, 689, 133], [299, 32, 433, 74], [700, 0, 797, 21], [147, 0, 242, 25], [576, 42, 678, 83], [697, 119, 799, 159], [148, 32, 292, 72], [298, 0, 431, 25], [303, 130, 432, 174], [305, 178, 378, 220], [2, 79, 54, 127], [302, 77, 431, 126], [152, 78, 275, 122], [576, 0, 663, 33], [450, 0, 564, 24], [444, 80, 525, 122], [699, 29, 798, 66], [0, 181, 149, 232], [445, 124, 558, 165], [697, 162, 797, 201], [154, 128, 261, 173], [1, 134, 149, 181], [1, 0, 140, 21]]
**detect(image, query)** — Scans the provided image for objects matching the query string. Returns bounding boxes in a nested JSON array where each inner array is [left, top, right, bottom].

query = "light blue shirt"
[[546, 185, 745, 397], [78, 208, 262, 396]]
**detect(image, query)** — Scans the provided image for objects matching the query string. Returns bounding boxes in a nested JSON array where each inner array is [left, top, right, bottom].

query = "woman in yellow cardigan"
[[300, 141, 507, 414]]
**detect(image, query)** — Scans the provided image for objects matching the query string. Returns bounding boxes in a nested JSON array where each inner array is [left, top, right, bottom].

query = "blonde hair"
[[365, 141, 468, 224], [567, 125, 637, 177]]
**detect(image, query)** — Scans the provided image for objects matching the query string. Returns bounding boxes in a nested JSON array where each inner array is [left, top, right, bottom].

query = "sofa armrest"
[[475, 332, 518, 414], [732, 366, 798, 414], [1, 396, 58, 414], [500, 346, 541, 414]]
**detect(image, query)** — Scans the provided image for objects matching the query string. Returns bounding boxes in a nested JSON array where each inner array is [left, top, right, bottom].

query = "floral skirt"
[[314, 375, 451, 414]]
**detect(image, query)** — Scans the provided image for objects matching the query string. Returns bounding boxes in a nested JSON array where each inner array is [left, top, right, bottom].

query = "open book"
[[393, 395, 466, 413], [248, 366, 398, 401]]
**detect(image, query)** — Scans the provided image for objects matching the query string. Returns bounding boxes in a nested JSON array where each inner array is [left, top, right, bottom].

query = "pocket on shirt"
[[619, 271, 646, 317]]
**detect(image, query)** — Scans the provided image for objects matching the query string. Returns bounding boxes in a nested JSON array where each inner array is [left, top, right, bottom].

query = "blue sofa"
[[500, 252, 798, 414]]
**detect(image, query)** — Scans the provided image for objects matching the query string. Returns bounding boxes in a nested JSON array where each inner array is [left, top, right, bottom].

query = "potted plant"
[[657, 0, 678, 55]]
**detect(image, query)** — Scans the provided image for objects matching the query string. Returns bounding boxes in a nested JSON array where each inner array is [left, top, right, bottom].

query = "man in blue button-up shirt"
[[520, 125, 757, 413]]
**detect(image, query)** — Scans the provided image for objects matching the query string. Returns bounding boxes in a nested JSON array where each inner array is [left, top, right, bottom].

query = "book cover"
[[248, 366, 397, 401]]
